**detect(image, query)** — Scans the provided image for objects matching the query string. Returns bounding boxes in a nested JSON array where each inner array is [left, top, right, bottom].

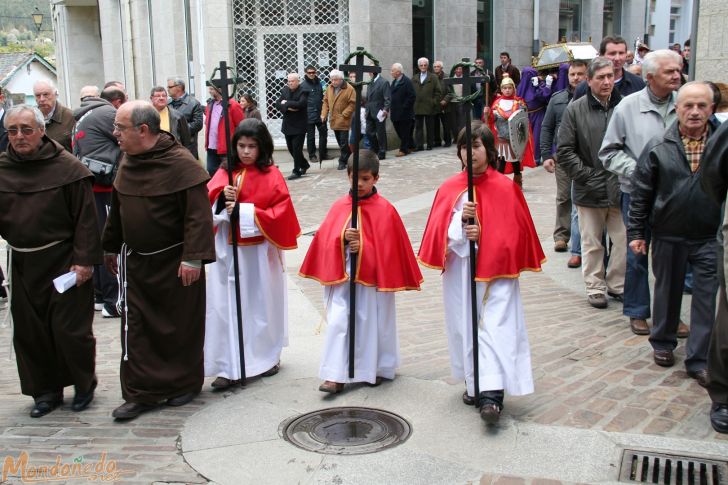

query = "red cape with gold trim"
[[208, 165, 301, 249], [299, 192, 423, 291], [485, 95, 536, 174], [418, 167, 545, 281]]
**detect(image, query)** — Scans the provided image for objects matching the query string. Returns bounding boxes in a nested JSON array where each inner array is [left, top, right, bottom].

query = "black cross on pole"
[[338, 48, 381, 379], [444, 58, 485, 408], [207, 61, 247, 386]]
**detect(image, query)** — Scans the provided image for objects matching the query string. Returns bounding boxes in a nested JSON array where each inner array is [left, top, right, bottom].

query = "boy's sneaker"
[[102, 304, 121, 318]]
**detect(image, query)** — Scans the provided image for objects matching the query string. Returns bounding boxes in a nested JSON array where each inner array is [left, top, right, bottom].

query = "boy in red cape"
[[299, 151, 423, 393], [205, 119, 300, 390], [418, 121, 545, 424], [485, 77, 536, 188]]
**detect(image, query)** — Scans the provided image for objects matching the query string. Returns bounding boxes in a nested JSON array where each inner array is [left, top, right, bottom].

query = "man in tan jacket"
[[321, 69, 356, 170]]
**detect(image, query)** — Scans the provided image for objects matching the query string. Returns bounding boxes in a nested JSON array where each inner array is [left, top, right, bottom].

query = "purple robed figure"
[[516, 66, 554, 164]]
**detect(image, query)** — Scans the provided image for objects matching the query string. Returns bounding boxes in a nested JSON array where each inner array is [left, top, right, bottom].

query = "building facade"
[[51, 0, 652, 137]]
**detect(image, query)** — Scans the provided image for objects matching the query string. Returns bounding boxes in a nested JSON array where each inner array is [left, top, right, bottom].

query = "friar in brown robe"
[[0, 106, 101, 418], [102, 101, 215, 420]]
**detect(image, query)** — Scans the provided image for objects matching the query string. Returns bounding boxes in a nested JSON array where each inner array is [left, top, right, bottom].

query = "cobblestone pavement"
[[0, 146, 724, 484]]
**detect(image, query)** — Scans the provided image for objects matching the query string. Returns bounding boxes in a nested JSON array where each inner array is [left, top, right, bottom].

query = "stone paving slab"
[[0, 145, 724, 485]]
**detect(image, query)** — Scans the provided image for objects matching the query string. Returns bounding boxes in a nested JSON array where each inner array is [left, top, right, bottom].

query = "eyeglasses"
[[306, 71, 316, 75], [7, 127, 38, 136], [112, 122, 141, 132], [167, 84, 178, 89]]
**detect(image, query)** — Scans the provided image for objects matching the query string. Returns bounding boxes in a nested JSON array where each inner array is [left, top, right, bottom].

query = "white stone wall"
[[349, 0, 412, 83], [433, 0, 476, 70], [493, 2, 537, 69], [696, 0, 728, 82], [51, 5, 103, 108], [621, 0, 648, 49]]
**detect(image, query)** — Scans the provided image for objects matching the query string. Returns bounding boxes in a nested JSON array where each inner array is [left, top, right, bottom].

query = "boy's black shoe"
[[478, 390, 504, 424], [288, 171, 302, 180], [337, 162, 347, 170]]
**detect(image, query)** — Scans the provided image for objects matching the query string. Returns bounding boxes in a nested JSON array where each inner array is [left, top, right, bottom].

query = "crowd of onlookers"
[[537, 35, 728, 436]]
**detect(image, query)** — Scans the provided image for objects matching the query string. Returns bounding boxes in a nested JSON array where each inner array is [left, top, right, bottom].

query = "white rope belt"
[[6, 239, 64, 252], [135, 241, 184, 256], [117, 241, 184, 361]]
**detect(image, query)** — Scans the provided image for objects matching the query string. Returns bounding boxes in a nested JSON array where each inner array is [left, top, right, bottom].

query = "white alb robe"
[[204, 203, 288, 380], [319, 249, 399, 384], [443, 193, 534, 397]]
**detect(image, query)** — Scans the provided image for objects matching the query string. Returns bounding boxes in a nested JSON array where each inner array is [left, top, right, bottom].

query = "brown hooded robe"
[[102, 133, 215, 404], [0, 136, 101, 398]]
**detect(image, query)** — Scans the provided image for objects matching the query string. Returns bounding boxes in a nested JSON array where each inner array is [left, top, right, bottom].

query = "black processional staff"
[[338, 47, 381, 379], [444, 58, 487, 409], [207, 61, 247, 386]]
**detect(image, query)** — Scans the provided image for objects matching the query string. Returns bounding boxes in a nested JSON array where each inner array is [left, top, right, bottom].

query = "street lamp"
[[31, 8, 43, 33]]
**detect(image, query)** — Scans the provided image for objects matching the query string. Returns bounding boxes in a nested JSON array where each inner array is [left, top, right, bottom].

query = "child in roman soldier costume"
[[486, 77, 535, 188]]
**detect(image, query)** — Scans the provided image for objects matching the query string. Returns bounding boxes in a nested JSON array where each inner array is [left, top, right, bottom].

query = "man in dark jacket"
[[495, 52, 521, 92], [629, 82, 720, 386], [73, 86, 124, 318], [301, 66, 327, 164], [167, 77, 204, 159], [542, 60, 587, 266], [276, 72, 310, 180], [389, 63, 416, 157], [701, 109, 728, 434], [365, 71, 391, 159], [573, 36, 645, 100], [558, 57, 625, 310]]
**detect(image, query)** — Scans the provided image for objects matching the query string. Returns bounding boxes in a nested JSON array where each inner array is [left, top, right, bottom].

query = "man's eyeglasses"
[[167, 84, 178, 89], [306, 71, 316, 75], [7, 127, 38, 136], [112, 122, 141, 132]]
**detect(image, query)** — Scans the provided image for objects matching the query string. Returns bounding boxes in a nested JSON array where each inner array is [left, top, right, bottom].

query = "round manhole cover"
[[280, 406, 412, 455]]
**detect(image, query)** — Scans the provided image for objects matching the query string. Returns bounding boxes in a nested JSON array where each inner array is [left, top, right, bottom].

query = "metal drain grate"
[[619, 449, 727, 484]]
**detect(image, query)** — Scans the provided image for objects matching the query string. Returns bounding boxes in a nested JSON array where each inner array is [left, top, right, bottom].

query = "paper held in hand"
[[53, 271, 77, 293]]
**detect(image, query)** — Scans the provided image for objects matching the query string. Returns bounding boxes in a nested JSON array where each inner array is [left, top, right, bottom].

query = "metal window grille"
[[232, 0, 350, 140]]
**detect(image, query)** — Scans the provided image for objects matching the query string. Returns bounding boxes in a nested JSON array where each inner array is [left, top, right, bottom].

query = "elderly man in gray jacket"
[[558, 57, 625, 309], [599, 49, 683, 336]]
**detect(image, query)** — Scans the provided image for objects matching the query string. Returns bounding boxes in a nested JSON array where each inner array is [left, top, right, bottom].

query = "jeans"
[[571, 202, 581, 256], [621, 192, 651, 319]]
